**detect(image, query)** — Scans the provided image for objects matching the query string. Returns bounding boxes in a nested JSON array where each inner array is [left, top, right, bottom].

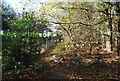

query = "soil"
[[3, 44, 120, 80]]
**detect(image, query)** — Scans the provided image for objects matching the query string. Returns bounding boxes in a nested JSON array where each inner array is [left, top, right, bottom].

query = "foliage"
[[2, 1, 119, 79], [2, 12, 48, 73], [2, 2, 16, 31], [44, 1, 119, 55]]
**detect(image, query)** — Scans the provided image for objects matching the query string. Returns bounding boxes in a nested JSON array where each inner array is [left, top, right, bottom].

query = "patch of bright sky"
[[3, 0, 117, 11], [4, 0, 22, 13], [4, 0, 45, 13], [3, 0, 101, 13], [4, 0, 99, 10], [4, 0, 64, 32]]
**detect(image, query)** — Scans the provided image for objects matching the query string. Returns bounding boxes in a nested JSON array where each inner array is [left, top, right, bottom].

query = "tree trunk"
[[117, 12, 120, 56], [107, 7, 113, 51], [115, 2, 120, 56], [109, 16, 113, 51]]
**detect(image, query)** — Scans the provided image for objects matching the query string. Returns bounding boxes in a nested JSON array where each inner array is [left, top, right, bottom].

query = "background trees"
[[2, 1, 119, 80], [45, 1, 119, 55], [97, 1, 120, 55]]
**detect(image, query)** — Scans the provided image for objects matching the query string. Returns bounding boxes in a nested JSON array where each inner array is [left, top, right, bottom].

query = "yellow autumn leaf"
[[8, 17, 10, 19]]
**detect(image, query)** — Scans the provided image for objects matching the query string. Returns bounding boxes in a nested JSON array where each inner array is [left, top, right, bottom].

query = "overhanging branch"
[[51, 21, 92, 26], [93, 19, 108, 26], [59, 7, 89, 12], [51, 19, 107, 26]]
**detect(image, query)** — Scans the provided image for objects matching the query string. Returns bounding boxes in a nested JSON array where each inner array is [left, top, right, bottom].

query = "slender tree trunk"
[[115, 2, 120, 56], [117, 11, 120, 56], [107, 7, 113, 51], [109, 15, 113, 51]]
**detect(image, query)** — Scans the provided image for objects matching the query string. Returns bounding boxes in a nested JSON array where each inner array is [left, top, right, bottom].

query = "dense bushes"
[[2, 13, 47, 73]]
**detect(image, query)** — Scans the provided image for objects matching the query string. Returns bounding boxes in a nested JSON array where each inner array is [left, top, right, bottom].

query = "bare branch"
[[51, 21, 92, 26], [93, 19, 107, 26], [59, 7, 89, 12]]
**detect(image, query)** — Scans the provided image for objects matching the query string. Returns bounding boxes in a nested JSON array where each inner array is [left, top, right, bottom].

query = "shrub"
[[2, 13, 46, 73]]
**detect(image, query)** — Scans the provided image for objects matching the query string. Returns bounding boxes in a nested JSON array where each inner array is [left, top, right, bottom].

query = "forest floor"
[[3, 44, 120, 80], [26, 44, 120, 80]]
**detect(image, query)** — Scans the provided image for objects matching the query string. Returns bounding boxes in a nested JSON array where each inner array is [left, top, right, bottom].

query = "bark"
[[115, 2, 120, 56], [106, 7, 113, 51], [109, 13, 113, 51], [117, 19, 120, 56]]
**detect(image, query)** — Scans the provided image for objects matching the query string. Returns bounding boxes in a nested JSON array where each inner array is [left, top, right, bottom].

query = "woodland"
[[1, 1, 120, 80]]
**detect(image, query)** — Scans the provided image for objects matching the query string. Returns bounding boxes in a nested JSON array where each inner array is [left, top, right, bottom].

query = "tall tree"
[[47, 2, 109, 54], [2, 2, 16, 31]]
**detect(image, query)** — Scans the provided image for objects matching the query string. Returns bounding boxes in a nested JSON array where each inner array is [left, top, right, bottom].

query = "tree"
[[97, 1, 120, 55], [2, 10, 49, 74], [46, 2, 109, 54], [2, 2, 16, 31]]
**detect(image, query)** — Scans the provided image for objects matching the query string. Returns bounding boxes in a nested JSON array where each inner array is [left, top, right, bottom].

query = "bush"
[[2, 13, 46, 73]]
